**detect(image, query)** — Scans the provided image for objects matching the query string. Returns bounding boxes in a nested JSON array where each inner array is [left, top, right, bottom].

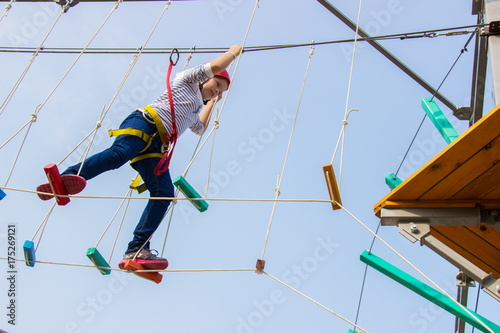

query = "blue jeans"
[[63, 111, 174, 254]]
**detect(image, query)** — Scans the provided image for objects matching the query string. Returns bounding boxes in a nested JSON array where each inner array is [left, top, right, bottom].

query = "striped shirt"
[[148, 63, 214, 137]]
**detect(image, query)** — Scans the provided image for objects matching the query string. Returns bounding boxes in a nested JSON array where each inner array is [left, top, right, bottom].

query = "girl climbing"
[[37, 45, 242, 269]]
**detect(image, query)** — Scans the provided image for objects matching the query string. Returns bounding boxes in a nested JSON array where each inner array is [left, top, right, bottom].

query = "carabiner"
[[170, 48, 180, 66]]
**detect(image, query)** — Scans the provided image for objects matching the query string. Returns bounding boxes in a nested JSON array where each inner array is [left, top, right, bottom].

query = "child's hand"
[[229, 45, 242, 57]]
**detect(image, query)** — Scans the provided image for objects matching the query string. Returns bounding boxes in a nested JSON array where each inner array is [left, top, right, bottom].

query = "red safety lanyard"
[[155, 49, 179, 176]]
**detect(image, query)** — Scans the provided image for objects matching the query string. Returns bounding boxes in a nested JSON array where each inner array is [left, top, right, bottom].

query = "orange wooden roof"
[[374, 103, 500, 279]]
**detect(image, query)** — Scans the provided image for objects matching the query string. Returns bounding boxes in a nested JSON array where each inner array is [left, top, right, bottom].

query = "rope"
[[261, 44, 315, 260], [5, 185, 335, 203], [336, 202, 495, 333], [30, 202, 57, 252], [80, 0, 172, 260], [0, 0, 15, 24], [394, 30, 478, 178], [264, 272, 369, 333], [2, 1, 121, 185], [471, 285, 481, 333], [0, 256, 254, 273], [329, 0, 363, 190], [0, 25, 483, 56], [394, 114, 426, 178], [156, 0, 261, 254], [108, 188, 134, 262], [94, 187, 133, 248], [2, 107, 40, 186], [0, 7, 65, 117], [429, 29, 478, 103], [353, 222, 380, 331]]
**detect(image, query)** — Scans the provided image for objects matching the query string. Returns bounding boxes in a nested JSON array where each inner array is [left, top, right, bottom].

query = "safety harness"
[[108, 49, 180, 176]]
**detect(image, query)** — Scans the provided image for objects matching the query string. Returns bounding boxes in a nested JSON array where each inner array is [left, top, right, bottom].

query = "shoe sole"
[[119, 259, 168, 270], [37, 175, 86, 200]]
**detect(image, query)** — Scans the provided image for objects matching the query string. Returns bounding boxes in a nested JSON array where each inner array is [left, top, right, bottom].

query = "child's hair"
[[199, 82, 209, 105]]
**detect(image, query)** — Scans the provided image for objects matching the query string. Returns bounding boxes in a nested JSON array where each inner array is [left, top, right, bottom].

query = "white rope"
[[31, 1, 122, 126], [261, 44, 315, 260], [56, 106, 106, 167], [30, 201, 57, 243], [1, 256, 254, 274], [329, 108, 358, 189], [264, 272, 369, 333], [76, 0, 172, 174], [94, 186, 133, 248], [73, 106, 107, 173], [337, 202, 495, 333], [4, 185, 335, 203], [329, 0, 363, 187], [108, 187, 134, 262], [2, 1, 120, 185], [0, 0, 15, 24], [2, 107, 39, 186], [0, 7, 65, 117], [182, 45, 196, 70]]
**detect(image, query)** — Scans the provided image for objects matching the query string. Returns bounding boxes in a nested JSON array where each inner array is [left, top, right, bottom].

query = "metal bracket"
[[398, 222, 430, 243], [456, 271, 476, 288], [381, 207, 481, 226], [396, 221, 500, 302], [454, 106, 473, 120]]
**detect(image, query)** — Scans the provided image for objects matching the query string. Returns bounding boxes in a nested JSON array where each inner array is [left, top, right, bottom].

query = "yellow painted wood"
[[452, 162, 500, 200], [465, 225, 500, 250], [323, 164, 342, 210], [374, 103, 500, 210], [420, 135, 500, 200]]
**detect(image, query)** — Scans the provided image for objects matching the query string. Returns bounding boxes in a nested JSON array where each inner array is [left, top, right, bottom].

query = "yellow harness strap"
[[130, 153, 164, 164], [143, 105, 169, 146], [108, 106, 170, 167], [108, 128, 152, 143]]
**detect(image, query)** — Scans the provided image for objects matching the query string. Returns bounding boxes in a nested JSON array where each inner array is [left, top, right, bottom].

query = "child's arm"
[[210, 45, 242, 74], [199, 97, 219, 131]]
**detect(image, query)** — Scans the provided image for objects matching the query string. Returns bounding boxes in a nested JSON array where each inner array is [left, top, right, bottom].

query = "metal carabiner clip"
[[161, 143, 170, 154], [170, 48, 180, 66]]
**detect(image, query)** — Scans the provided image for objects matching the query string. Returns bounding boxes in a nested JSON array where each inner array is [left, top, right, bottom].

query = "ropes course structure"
[[0, 1, 498, 332]]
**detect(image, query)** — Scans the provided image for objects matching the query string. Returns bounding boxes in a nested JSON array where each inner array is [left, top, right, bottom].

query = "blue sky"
[[0, 0, 498, 332]]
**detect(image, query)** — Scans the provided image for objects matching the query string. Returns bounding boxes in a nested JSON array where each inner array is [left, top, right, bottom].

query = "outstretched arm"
[[210, 45, 242, 74]]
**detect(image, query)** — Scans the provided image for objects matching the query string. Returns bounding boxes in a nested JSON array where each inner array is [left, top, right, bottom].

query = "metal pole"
[[317, 0, 459, 112], [485, 0, 500, 105]]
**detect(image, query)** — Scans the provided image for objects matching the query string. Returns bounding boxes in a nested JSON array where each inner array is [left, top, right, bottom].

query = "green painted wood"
[[172, 175, 208, 212], [385, 173, 402, 190], [360, 250, 500, 333], [86, 247, 111, 275], [421, 97, 459, 145]]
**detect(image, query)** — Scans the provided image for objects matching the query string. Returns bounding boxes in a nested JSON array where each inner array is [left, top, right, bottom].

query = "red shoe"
[[36, 174, 86, 200], [119, 249, 169, 270]]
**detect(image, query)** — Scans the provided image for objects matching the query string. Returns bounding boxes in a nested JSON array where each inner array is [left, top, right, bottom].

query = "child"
[[37, 45, 243, 269]]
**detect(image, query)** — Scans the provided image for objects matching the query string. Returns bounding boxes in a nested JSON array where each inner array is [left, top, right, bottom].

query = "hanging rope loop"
[[155, 48, 179, 176]]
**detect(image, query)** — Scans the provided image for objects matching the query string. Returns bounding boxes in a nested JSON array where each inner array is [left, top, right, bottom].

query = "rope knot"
[[341, 120, 348, 125], [213, 120, 219, 129], [96, 120, 102, 128], [275, 187, 281, 196], [30, 113, 37, 122]]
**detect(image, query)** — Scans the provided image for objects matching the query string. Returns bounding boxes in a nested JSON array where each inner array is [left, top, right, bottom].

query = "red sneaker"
[[36, 174, 86, 200]]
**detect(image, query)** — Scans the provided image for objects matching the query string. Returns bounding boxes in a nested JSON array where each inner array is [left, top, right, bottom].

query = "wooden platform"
[[374, 103, 500, 279]]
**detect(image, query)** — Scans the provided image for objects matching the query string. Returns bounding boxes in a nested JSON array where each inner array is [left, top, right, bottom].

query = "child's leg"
[[62, 111, 156, 180], [125, 156, 175, 254]]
